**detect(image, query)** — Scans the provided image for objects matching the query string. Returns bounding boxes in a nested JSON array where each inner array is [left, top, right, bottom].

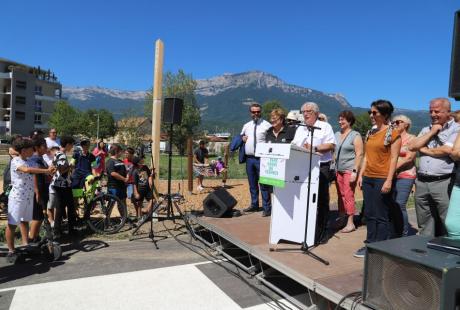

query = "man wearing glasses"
[[292, 102, 336, 244], [241, 103, 272, 216], [45, 128, 61, 149], [408, 98, 460, 237]]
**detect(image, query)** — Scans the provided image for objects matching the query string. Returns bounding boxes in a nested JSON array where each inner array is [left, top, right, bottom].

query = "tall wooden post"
[[223, 144, 229, 185], [187, 137, 193, 194], [151, 39, 164, 195]]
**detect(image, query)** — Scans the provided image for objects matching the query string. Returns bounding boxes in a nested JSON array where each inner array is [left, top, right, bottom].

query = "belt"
[[246, 155, 258, 159], [417, 173, 453, 182], [320, 161, 332, 167]]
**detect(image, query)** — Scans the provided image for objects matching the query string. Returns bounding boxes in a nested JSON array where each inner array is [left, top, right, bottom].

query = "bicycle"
[[73, 175, 128, 234]]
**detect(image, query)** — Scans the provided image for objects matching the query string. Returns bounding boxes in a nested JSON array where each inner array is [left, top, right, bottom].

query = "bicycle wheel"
[[86, 194, 127, 234]]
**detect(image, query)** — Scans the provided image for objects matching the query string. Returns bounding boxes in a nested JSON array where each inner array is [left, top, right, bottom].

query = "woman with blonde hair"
[[392, 114, 416, 236]]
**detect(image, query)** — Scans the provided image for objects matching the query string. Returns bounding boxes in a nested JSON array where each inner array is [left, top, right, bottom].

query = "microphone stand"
[[298, 123, 330, 266]]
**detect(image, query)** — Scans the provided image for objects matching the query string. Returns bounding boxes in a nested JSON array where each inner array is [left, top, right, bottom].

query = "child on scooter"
[[5, 138, 55, 262]]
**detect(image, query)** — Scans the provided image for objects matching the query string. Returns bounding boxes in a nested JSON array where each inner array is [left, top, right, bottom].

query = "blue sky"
[[1, 0, 459, 110]]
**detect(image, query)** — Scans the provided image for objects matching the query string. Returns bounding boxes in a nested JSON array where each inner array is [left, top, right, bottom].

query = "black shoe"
[[262, 211, 271, 217], [243, 206, 259, 212]]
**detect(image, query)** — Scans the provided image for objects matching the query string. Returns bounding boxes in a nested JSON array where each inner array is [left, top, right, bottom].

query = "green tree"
[[145, 69, 201, 155], [116, 108, 146, 147], [48, 100, 82, 135], [353, 112, 372, 137], [81, 109, 116, 139], [262, 100, 287, 120]]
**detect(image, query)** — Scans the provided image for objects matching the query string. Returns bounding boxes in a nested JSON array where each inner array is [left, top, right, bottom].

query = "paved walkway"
[[0, 234, 294, 310]]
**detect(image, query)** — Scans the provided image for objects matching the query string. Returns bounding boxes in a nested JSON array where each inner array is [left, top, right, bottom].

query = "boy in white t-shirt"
[[5, 138, 55, 262]]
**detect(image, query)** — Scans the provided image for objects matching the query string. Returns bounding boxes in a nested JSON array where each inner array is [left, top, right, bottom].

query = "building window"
[[34, 114, 42, 124], [34, 100, 42, 112], [34, 85, 42, 95], [15, 111, 26, 120], [16, 80, 27, 89], [15, 96, 26, 104]]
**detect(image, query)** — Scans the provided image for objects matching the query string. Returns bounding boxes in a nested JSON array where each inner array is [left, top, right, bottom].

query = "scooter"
[[1, 200, 62, 264]]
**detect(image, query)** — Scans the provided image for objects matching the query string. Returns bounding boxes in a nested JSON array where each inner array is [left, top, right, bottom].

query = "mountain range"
[[63, 70, 428, 134]]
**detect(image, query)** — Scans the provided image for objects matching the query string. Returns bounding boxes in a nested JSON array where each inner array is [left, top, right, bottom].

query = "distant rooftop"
[[0, 57, 59, 83]]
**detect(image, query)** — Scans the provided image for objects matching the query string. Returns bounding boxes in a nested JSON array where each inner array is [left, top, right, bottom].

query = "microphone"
[[298, 123, 321, 131]]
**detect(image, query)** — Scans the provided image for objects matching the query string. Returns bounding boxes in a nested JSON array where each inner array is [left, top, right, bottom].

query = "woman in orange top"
[[354, 100, 401, 258]]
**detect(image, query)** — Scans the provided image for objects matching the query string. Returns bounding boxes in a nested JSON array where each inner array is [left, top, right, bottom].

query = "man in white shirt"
[[292, 102, 336, 244], [45, 128, 61, 149], [241, 103, 272, 216]]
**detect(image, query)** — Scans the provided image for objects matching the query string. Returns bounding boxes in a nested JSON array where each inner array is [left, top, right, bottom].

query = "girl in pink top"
[[92, 140, 107, 176]]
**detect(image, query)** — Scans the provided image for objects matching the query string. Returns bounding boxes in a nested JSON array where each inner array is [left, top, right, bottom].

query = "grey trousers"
[[414, 177, 453, 237]]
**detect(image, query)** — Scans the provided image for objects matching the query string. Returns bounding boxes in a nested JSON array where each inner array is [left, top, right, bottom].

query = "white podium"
[[256, 143, 320, 248]]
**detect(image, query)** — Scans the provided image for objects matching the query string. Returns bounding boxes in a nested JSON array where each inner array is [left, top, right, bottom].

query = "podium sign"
[[256, 143, 320, 247], [257, 143, 291, 188]]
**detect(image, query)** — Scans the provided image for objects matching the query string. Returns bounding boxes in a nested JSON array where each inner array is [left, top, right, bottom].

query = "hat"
[[286, 111, 298, 121]]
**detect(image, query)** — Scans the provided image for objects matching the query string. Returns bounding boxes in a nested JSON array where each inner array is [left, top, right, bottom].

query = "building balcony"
[[34, 94, 60, 102], [0, 72, 12, 79]]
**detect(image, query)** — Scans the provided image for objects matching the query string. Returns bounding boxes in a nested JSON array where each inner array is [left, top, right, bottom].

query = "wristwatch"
[[352, 169, 357, 173]]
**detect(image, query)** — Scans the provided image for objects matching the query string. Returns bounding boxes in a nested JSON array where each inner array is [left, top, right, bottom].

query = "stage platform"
[[192, 212, 370, 310]]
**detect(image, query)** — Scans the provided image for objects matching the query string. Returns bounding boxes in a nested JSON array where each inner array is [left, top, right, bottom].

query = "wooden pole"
[[187, 137, 193, 194], [151, 39, 164, 196], [223, 143, 229, 186]]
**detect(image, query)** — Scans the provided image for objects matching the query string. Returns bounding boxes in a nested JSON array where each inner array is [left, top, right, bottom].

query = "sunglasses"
[[251, 110, 261, 114], [392, 120, 404, 125], [368, 110, 379, 116]]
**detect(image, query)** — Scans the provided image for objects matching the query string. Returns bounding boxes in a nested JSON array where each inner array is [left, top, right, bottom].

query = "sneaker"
[[197, 186, 204, 192], [354, 247, 366, 258], [6, 251, 18, 264], [262, 211, 271, 217]]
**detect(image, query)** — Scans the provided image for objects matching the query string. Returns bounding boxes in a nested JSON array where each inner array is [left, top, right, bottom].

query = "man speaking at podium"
[[292, 102, 336, 244]]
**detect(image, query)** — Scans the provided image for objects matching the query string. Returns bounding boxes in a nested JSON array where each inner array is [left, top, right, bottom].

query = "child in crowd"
[[45, 146, 60, 226], [131, 157, 154, 219], [51, 136, 76, 239], [5, 138, 54, 261], [211, 156, 227, 187], [71, 139, 96, 190], [92, 140, 107, 176], [123, 147, 135, 200], [28, 137, 52, 242]]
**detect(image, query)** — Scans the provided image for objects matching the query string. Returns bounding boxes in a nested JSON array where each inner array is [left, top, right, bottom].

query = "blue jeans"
[[394, 178, 415, 236], [362, 177, 393, 243], [126, 184, 133, 198], [246, 156, 271, 212]]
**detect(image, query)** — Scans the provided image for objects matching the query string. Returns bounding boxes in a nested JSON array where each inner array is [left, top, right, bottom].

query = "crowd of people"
[[4, 129, 154, 261], [235, 98, 460, 257]]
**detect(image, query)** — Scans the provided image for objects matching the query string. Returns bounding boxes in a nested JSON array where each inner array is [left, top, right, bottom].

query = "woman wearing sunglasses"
[[354, 100, 401, 258], [392, 115, 416, 237]]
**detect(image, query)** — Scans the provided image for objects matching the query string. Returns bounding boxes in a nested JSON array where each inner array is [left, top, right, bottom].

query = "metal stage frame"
[[191, 213, 370, 310]]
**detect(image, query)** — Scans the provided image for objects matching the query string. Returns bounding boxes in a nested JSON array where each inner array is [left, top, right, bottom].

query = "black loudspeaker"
[[162, 98, 183, 124], [203, 188, 237, 218], [449, 10, 460, 100], [363, 236, 460, 310]]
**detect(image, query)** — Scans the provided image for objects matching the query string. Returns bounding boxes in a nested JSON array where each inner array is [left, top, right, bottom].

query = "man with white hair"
[[292, 102, 336, 244], [408, 97, 460, 237]]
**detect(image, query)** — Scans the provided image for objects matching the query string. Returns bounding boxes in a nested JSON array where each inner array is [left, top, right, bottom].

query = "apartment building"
[[0, 58, 62, 136]]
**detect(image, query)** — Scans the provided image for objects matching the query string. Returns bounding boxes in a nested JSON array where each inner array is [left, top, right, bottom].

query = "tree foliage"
[[145, 69, 201, 155], [262, 100, 287, 121], [353, 112, 372, 137], [80, 109, 116, 139], [48, 101, 82, 135], [49, 100, 115, 139]]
